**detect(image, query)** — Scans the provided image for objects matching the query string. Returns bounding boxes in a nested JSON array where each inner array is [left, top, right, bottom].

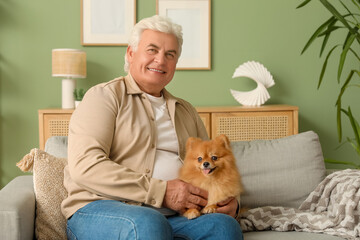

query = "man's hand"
[[216, 197, 239, 218], [163, 179, 208, 214]]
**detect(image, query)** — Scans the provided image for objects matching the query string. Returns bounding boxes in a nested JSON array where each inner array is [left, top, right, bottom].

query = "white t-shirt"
[[145, 93, 182, 181]]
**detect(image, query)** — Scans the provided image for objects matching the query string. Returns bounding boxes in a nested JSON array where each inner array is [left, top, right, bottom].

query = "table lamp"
[[52, 49, 86, 109]]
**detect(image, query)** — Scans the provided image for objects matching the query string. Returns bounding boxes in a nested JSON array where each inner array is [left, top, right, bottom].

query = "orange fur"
[[179, 134, 243, 219]]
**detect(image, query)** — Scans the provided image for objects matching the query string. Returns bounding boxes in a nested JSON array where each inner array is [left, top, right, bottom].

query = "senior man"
[[62, 15, 243, 240]]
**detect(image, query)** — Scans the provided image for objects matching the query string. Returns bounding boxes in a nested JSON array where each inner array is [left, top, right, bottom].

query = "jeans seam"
[[76, 212, 138, 240], [66, 225, 78, 240]]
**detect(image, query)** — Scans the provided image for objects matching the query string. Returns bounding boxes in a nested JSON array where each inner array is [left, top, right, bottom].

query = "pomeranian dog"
[[179, 134, 243, 219]]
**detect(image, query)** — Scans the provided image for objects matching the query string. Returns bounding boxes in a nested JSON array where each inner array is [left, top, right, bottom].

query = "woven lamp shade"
[[52, 49, 86, 78]]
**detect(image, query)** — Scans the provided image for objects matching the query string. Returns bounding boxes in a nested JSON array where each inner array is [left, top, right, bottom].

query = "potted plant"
[[298, 0, 360, 168], [73, 88, 87, 108]]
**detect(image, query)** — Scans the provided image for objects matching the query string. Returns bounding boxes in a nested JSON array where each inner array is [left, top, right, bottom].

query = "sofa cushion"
[[17, 149, 67, 240], [231, 131, 326, 209]]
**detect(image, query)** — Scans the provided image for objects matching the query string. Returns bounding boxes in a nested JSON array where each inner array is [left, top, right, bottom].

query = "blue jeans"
[[66, 200, 243, 240]]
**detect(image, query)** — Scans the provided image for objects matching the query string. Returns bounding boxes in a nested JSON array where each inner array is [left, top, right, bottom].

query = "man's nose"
[[154, 54, 166, 64]]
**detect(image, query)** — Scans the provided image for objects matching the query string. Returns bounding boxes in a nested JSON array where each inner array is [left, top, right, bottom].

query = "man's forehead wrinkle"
[[147, 43, 160, 48]]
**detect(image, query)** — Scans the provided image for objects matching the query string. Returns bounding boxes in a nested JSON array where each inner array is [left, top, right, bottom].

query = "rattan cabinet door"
[[38, 109, 73, 149], [211, 111, 295, 141]]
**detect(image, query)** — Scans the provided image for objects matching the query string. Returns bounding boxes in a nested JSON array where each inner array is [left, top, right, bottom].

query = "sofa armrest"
[[0, 175, 35, 240]]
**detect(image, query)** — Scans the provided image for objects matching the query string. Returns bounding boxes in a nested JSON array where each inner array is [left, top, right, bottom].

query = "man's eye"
[[166, 53, 175, 59], [147, 49, 156, 54], [197, 157, 203, 162]]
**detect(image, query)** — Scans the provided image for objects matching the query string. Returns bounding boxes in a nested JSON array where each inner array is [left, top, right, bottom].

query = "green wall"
[[1, 1, 358, 187]]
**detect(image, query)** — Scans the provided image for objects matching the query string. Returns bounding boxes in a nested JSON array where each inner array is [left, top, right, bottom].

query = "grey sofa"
[[0, 132, 348, 240]]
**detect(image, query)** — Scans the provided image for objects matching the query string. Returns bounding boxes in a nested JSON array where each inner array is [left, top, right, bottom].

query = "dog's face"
[[184, 134, 235, 177]]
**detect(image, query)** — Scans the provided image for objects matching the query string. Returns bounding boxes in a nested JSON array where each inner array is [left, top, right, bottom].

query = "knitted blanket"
[[238, 169, 360, 240]]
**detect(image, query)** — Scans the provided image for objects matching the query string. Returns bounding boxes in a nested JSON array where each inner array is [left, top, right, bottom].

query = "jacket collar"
[[163, 89, 178, 124], [124, 74, 143, 95]]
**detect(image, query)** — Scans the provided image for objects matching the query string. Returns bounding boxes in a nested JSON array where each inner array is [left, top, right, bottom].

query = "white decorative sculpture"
[[230, 61, 275, 106]]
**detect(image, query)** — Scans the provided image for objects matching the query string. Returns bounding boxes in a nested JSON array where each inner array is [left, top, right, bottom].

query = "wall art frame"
[[156, 0, 211, 70], [81, 0, 136, 46]]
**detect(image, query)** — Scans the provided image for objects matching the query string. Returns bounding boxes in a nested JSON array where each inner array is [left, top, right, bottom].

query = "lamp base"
[[62, 78, 76, 109]]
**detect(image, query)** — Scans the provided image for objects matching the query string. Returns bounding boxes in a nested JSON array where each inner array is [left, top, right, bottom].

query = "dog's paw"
[[183, 209, 201, 219], [201, 204, 218, 214]]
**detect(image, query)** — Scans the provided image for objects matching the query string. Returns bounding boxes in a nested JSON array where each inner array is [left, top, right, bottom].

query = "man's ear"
[[126, 46, 134, 63]]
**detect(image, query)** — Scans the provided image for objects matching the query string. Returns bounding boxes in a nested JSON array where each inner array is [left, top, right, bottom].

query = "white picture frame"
[[157, 0, 211, 70], [81, 0, 136, 46]]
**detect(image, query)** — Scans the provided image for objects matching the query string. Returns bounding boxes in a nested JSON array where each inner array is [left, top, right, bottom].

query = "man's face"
[[127, 29, 179, 97]]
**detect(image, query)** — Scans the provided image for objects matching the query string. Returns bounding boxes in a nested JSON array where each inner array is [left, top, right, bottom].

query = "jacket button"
[[151, 200, 156, 205], [145, 169, 151, 173]]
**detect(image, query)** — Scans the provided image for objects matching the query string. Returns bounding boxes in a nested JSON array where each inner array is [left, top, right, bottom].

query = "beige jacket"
[[61, 75, 208, 219]]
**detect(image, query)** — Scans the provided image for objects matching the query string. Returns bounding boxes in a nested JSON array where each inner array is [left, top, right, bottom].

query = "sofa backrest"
[[45, 136, 68, 158], [44, 131, 326, 210]]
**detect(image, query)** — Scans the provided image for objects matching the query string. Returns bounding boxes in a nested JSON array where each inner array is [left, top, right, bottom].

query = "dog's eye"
[[211, 156, 218, 161], [197, 157, 203, 162]]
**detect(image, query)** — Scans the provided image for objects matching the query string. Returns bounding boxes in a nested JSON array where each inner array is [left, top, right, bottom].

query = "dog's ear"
[[215, 134, 231, 150], [186, 137, 202, 151]]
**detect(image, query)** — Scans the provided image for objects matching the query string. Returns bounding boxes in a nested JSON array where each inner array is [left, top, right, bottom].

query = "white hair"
[[124, 15, 183, 72]]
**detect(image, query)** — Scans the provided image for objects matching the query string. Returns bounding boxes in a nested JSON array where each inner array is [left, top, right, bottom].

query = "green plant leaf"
[[320, 34, 330, 58], [334, 136, 350, 150], [319, 26, 342, 37], [325, 158, 360, 168], [337, 102, 343, 142], [340, 0, 358, 23], [320, 0, 353, 31], [296, 0, 312, 9], [318, 45, 340, 89], [347, 107, 360, 149], [356, 35, 360, 45], [73, 88, 87, 101], [335, 70, 356, 141], [301, 16, 336, 55], [351, 0, 360, 12], [319, 20, 339, 57], [355, 122, 360, 148], [346, 137, 360, 157], [336, 70, 355, 106], [350, 48, 360, 61], [338, 32, 356, 81]]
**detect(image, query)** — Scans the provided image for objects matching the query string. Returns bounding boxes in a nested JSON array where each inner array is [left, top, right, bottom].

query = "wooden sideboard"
[[39, 105, 298, 150]]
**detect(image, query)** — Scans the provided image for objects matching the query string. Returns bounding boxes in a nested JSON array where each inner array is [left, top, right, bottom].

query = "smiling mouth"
[[147, 67, 166, 74], [202, 167, 217, 175]]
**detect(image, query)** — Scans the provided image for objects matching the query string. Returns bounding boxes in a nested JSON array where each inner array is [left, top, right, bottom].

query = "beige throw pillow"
[[17, 148, 67, 240]]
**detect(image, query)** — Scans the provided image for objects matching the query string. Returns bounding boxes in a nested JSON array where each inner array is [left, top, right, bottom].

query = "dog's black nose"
[[203, 162, 210, 168]]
